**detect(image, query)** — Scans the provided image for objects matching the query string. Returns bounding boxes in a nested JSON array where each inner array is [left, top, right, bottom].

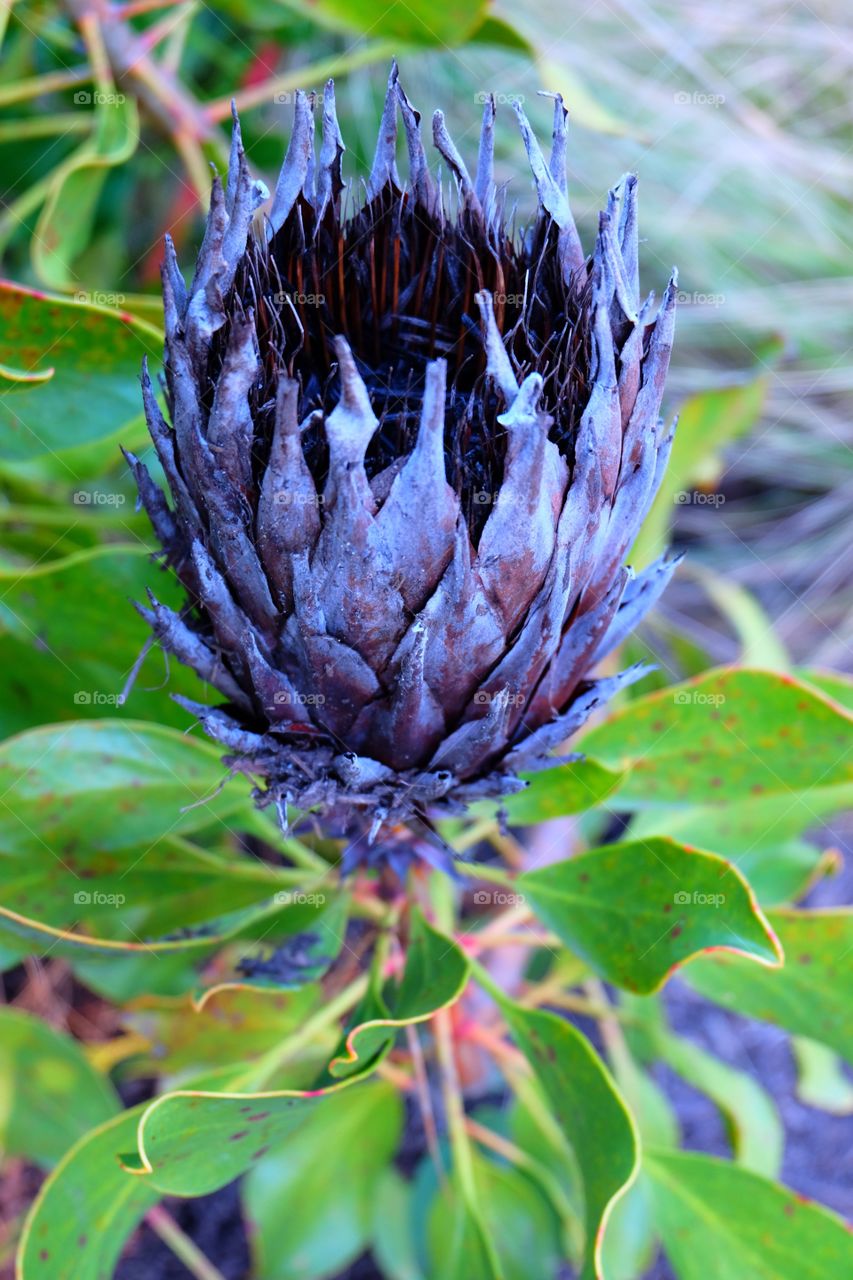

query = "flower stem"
[[145, 1206, 227, 1280], [433, 1009, 477, 1203]]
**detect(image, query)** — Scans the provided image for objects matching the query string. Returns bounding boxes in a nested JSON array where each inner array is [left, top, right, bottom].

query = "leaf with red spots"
[[581, 669, 853, 806], [0, 280, 160, 463], [0, 720, 252, 857], [18, 1106, 159, 1280], [519, 836, 782, 994], [684, 908, 853, 1061], [644, 1149, 853, 1280]]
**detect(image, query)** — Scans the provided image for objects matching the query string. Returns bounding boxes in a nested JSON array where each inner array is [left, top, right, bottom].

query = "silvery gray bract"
[[128, 66, 679, 846]]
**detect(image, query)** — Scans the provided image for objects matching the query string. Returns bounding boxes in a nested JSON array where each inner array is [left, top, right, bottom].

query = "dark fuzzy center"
[[212, 181, 594, 537]]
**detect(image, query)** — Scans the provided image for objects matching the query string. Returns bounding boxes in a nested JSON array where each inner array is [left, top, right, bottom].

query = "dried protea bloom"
[[128, 66, 679, 853]]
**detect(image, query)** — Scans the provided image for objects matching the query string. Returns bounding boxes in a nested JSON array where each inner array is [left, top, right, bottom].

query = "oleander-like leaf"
[[427, 1156, 562, 1280], [17, 1107, 159, 1280], [644, 1149, 853, 1280], [0, 720, 251, 857], [629, 787, 851, 905], [243, 1081, 403, 1280], [328, 910, 470, 1080], [581, 669, 853, 806], [0, 280, 159, 461], [32, 94, 139, 289], [684, 908, 853, 1061], [0, 545, 214, 735], [519, 837, 782, 994], [0, 1008, 118, 1166], [494, 994, 639, 1280]]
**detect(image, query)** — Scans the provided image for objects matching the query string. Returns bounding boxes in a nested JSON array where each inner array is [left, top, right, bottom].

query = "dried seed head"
[[130, 67, 678, 854]]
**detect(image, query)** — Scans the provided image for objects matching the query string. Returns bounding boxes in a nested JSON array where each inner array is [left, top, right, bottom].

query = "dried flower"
[[128, 66, 678, 848]]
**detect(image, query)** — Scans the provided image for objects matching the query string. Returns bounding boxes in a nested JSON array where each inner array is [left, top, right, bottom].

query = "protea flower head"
[[127, 65, 679, 856]]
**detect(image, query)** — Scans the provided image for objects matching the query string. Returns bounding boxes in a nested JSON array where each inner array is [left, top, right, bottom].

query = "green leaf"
[[125, 984, 323, 1081], [493, 994, 639, 1280], [476, 758, 624, 825], [797, 667, 853, 711], [0, 1008, 118, 1166], [0, 545, 216, 735], [791, 1038, 853, 1115], [633, 371, 772, 567], [18, 1107, 159, 1280], [645, 1149, 853, 1280], [519, 837, 781, 994], [0, 719, 251, 857], [271, 0, 486, 44], [581, 669, 853, 807], [629, 790, 848, 905], [428, 1157, 563, 1280], [328, 909, 470, 1081], [130, 1074, 385, 1197], [684, 908, 853, 1061], [32, 96, 139, 289], [243, 1081, 403, 1280], [425, 1178, 500, 1280], [372, 1168, 425, 1280], [0, 280, 160, 462]]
